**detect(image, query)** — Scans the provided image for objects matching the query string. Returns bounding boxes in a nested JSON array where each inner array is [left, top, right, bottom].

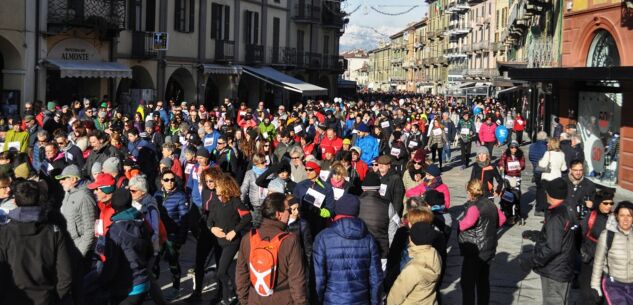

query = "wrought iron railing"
[[48, 0, 126, 30], [245, 44, 264, 64], [293, 4, 321, 23], [214, 40, 235, 62]]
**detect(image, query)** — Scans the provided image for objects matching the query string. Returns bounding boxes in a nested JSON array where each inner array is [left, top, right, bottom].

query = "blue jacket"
[[313, 217, 383, 305], [355, 135, 379, 164], [529, 140, 547, 166], [127, 138, 155, 159], [154, 189, 188, 225], [203, 130, 221, 152], [186, 164, 203, 207], [344, 119, 356, 137]]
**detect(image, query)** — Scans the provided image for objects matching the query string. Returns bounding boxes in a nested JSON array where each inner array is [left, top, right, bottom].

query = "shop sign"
[[48, 39, 101, 61], [153, 32, 169, 51]]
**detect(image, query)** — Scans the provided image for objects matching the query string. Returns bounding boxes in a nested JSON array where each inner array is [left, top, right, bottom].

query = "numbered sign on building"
[[153, 32, 169, 51]]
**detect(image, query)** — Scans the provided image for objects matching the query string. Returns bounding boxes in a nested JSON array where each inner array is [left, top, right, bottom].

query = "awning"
[[242, 66, 328, 96], [45, 59, 132, 78], [496, 86, 521, 95], [337, 79, 357, 89], [507, 66, 633, 81], [201, 64, 241, 75], [459, 82, 476, 88]]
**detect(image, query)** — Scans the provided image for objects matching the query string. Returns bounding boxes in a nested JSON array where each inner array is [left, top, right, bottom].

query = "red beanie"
[[305, 161, 321, 175]]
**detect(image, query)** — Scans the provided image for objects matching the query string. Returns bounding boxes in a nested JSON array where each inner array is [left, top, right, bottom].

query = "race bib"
[[294, 125, 303, 133], [203, 137, 214, 147], [333, 187, 344, 200], [461, 128, 470, 135], [433, 128, 442, 136], [408, 141, 418, 148], [508, 161, 521, 171], [47, 163, 54, 172], [319, 170, 331, 181], [132, 201, 143, 211], [262, 132, 269, 139], [66, 152, 74, 161], [379, 184, 388, 197], [390, 147, 401, 157], [184, 163, 195, 176], [7, 141, 20, 151], [444, 127, 449, 133], [259, 187, 268, 200], [94, 219, 104, 237], [517, 120, 523, 125], [352, 129, 358, 134], [306, 188, 326, 208], [506, 119, 514, 126], [381, 121, 390, 128]]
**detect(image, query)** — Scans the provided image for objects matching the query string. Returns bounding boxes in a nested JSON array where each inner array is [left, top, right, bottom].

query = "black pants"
[[460, 139, 472, 167], [484, 142, 495, 159], [460, 256, 490, 305], [430, 144, 443, 168], [193, 228, 221, 294], [515, 130, 523, 144], [536, 180, 548, 213], [578, 261, 603, 305], [216, 242, 240, 302]]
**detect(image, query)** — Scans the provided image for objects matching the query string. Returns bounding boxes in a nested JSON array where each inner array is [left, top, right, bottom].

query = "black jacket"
[[379, 169, 405, 217], [458, 197, 500, 262], [531, 202, 578, 282], [563, 175, 596, 217], [206, 197, 252, 247], [580, 210, 609, 263], [213, 147, 238, 176], [82, 143, 119, 179], [358, 191, 390, 259], [470, 162, 503, 197], [0, 207, 73, 305], [560, 140, 584, 169]]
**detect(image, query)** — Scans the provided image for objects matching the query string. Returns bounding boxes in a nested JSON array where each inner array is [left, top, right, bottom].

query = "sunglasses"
[[372, 163, 378, 167], [162, 178, 176, 182], [129, 189, 140, 193], [217, 142, 226, 145], [305, 168, 314, 172], [602, 201, 615, 206], [291, 156, 301, 160]]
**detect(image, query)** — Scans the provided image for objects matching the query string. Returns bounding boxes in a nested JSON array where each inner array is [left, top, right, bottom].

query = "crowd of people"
[[0, 94, 630, 305]]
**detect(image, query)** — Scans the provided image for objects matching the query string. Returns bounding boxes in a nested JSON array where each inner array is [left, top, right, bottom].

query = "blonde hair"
[[547, 138, 560, 151], [252, 153, 266, 165], [466, 179, 484, 198], [215, 174, 241, 202], [330, 162, 348, 177], [407, 207, 434, 225]]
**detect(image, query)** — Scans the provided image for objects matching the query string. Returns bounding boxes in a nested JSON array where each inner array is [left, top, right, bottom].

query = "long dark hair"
[[504, 146, 524, 159]]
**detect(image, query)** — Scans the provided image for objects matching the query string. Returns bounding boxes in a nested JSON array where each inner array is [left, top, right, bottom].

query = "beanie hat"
[[91, 162, 103, 176], [160, 158, 173, 168], [343, 138, 351, 145], [357, 123, 370, 133], [350, 146, 362, 155], [362, 172, 381, 191], [334, 193, 361, 216], [546, 177, 568, 200], [410, 222, 437, 246], [111, 188, 132, 212], [413, 148, 427, 163], [102, 157, 120, 176], [196, 147, 210, 159], [305, 161, 321, 176], [277, 161, 291, 175], [128, 175, 148, 194], [476, 146, 489, 156], [14, 163, 31, 179], [425, 164, 441, 177]]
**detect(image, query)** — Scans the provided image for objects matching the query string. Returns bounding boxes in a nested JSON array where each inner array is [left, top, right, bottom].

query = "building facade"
[[367, 43, 390, 92], [341, 49, 369, 87], [0, 0, 346, 113]]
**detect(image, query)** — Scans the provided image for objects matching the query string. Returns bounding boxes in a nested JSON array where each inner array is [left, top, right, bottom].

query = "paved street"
[[150, 142, 633, 305]]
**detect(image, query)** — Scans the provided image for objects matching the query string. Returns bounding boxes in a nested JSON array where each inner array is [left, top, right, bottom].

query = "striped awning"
[[201, 64, 242, 75], [45, 59, 132, 78]]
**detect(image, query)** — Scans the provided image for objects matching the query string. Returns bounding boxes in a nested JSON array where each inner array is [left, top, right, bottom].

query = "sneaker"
[[165, 288, 183, 301]]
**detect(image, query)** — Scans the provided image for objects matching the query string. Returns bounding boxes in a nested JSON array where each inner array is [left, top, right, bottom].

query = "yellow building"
[[368, 44, 391, 92]]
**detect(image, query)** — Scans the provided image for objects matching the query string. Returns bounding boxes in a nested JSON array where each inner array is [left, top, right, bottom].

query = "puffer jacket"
[[426, 127, 447, 149], [458, 197, 502, 262], [82, 143, 118, 179], [293, 178, 335, 236], [358, 191, 390, 259], [379, 170, 406, 217], [355, 135, 380, 164], [591, 222, 633, 293], [387, 245, 441, 305], [531, 201, 578, 282], [313, 217, 383, 305], [528, 140, 547, 167], [60, 182, 98, 256], [478, 122, 497, 143], [240, 168, 268, 208]]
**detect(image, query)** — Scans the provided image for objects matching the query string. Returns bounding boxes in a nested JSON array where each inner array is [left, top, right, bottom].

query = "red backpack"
[[249, 229, 291, 297]]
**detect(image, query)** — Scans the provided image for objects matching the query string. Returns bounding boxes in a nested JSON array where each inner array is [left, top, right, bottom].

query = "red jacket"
[[513, 117, 526, 131], [319, 137, 343, 155], [478, 122, 497, 143], [352, 160, 368, 181], [499, 152, 525, 177]]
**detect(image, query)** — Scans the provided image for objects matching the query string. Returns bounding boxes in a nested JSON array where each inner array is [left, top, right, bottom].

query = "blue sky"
[[339, 0, 429, 52]]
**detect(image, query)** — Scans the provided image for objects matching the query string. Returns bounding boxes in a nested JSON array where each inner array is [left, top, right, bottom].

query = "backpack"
[[249, 229, 291, 297]]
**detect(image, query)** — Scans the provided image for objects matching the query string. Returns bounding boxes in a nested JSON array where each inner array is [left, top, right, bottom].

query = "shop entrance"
[[46, 70, 102, 104]]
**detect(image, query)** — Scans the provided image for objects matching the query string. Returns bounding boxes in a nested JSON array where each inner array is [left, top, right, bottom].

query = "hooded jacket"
[[358, 191, 391, 259], [355, 135, 379, 164], [0, 206, 73, 305], [313, 217, 383, 305], [387, 245, 441, 305], [60, 182, 98, 256]]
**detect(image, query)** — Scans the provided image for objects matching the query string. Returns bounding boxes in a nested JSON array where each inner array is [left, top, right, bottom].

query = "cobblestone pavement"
[[149, 142, 633, 305]]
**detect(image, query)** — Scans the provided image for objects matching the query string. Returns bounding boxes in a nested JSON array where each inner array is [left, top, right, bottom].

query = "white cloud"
[[340, 24, 393, 52]]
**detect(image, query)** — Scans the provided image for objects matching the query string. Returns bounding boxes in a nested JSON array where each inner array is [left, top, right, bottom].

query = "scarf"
[[252, 166, 267, 177], [568, 172, 584, 186], [330, 177, 345, 188], [425, 176, 443, 190]]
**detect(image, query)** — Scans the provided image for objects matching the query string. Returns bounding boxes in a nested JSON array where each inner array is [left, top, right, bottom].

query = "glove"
[[591, 289, 601, 303], [319, 208, 331, 218]]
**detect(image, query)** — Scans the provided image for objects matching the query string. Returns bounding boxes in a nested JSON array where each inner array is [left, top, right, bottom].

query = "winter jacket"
[[127, 138, 156, 159], [441, 119, 456, 143], [235, 218, 308, 305], [531, 201, 578, 282], [499, 152, 526, 177], [186, 163, 208, 208], [355, 135, 380, 164], [351, 160, 369, 182], [563, 175, 596, 214], [591, 224, 633, 293], [458, 197, 504, 262], [470, 163, 503, 197], [405, 183, 451, 210], [528, 140, 547, 167], [320, 136, 344, 156], [82, 143, 118, 179], [61, 143, 85, 169], [206, 197, 252, 247], [538, 151, 568, 181], [313, 217, 384, 305], [379, 170, 406, 217], [203, 130, 221, 152], [387, 245, 441, 305], [513, 117, 526, 131], [293, 178, 335, 236], [274, 142, 299, 163], [478, 122, 497, 143], [2, 129, 29, 152], [457, 119, 476, 142], [100, 208, 152, 297], [579, 210, 609, 263], [426, 127, 447, 149], [241, 168, 269, 208], [60, 182, 98, 256], [154, 188, 188, 242], [212, 147, 238, 175], [258, 122, 276, 140], [358, 191, 391, 259], [0, 207, 73, 305]]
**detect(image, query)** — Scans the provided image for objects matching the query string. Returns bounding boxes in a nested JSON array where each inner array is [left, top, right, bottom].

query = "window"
[[324, 36, 330, 55], [244, 10, 260, 45], [174, 0, 195, 33], [297, 30, 305, 52], [211, 3, 231, 40], [272, 17, 280, 48], [128, 0, 155, 31]]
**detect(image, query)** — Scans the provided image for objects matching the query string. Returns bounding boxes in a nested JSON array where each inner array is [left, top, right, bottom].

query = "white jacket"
[[538, 150, 567, 181]]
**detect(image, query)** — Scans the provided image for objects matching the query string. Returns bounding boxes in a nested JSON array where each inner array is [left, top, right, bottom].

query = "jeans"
[[442, 143, 451, 163], [541, 276, 571, 305], [460, 256, 490, 305]]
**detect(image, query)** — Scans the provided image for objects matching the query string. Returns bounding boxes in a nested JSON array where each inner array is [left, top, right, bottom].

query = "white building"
[[341, 49, 368, 87]]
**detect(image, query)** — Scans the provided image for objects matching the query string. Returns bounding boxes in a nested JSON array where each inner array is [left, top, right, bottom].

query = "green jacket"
[[457, 119, 476, 142], [258, 122, 276, 140], [3, 130, 29, 152]]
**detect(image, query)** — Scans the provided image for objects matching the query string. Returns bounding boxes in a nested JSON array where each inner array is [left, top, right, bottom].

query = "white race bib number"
[[408, 141, 418, 148], [381, 121, 390, 128], [203, 137, 214, 147], [379, 184, 388, 197], [390, 147, 401, 157], [184, 163, 195, 176], [262, 132, 269, 139], [306, 188, 326, 208], [460, 128, 470, 135], [333, 187, 344, 200], [294, 125, 303, 133], [7, 141, 20, 151], [517, 120, 523, 125], [433, 128, 442, 136], [319, 170, 331, 181], [508, 161, 521, 171], [94, 219, 104, 237]]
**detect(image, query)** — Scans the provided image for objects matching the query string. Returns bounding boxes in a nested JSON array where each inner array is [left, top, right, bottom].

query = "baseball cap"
[[87, 173, 116, 191]]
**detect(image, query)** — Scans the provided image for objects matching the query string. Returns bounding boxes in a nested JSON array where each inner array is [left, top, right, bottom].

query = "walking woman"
[[207, 174, 252, 304], [458, 179, 506, 305], [534, 138, 567, 216], [591, 201, 633, 305], [426, 118, 448, 169]]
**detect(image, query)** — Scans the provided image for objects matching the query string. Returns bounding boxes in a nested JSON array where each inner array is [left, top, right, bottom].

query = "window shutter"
[[224, 6, 230, 40], [211, 4, 218, 39], [128, 0, 136, 30], [146, 0, 155, 31], [175, 0, 182, 32], [254, 12, 259, 45], [189, 0, 195, 33], [244, 11, 251, 44]]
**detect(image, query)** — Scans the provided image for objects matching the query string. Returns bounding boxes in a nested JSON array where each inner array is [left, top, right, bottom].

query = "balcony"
[[463, 44, 473, 53], [293, 4, 321, 23], [448, 66, 468, 75], [443, 47, 468, 59], [47, 0, 126, 32], [268, 47, 297, 65], [484, 68, 500, 78], [466, 68, 484, 78], [245, 44, 264, 64], [473, 40, 490, 52], [304, 52, 322, 69], [508, 2, 530, 38], [492, 42, 505, 52], [445, 26, 470, 37], [423, 58, 432, 66], [468, 0, 486, 5], [322, 11, 345, 29], [131, 31, 158, 59], [214, 40, 235, 62], [391, 57, 404, 65], [447, 0, 470, 13]]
